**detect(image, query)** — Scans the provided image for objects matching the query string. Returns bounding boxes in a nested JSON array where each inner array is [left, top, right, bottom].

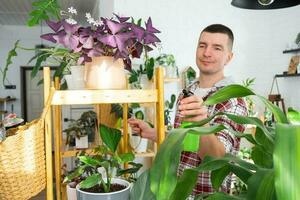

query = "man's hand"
[[178, 95, 208, 122], [128, 118, 157, 141]]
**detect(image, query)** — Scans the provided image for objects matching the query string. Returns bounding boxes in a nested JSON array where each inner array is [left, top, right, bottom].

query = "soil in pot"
[[81, 184, 126, 193]]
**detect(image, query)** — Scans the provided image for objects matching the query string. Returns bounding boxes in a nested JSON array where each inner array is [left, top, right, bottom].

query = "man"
[[129, 24, 248, 197]]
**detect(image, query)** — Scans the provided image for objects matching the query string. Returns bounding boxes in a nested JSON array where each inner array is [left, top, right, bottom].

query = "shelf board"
[[282, 48, 300, 54], [164, 77, 181, 83], [275, 73, 300, 78], [61, 147, 155, 158], [52, 89, 158, 105]]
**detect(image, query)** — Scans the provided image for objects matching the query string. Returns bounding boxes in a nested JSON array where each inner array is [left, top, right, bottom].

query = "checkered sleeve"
[[208, 97, 248, 154]]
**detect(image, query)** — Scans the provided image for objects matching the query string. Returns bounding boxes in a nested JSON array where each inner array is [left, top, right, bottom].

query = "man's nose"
[[203, 47, 212, 57]]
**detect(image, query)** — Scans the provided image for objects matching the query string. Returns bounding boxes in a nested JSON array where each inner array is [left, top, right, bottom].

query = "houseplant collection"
[[64, 124, 142, 200], [130, 84, 299, 200]]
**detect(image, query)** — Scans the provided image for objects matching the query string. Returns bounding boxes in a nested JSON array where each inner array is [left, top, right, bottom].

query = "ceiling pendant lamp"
[[231, 0, 300, 9]]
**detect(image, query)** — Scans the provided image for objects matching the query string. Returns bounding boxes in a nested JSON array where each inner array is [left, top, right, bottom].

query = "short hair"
[[201, 24, 234, 50]]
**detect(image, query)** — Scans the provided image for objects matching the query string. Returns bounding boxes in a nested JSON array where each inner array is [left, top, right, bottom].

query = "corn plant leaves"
[[130, 170, 156, 200], [150, 125, 226, 200], [246, 169, 275, 200], [99, 124, 121, 152], [257, 95, 288, 124], [204, 84, 255, 106], [251, 146, 273, 168], [169, 169, 199, 200], [205, 192, 244, 200], [274, 124, 300, 200], [211, 165, 231, 191]]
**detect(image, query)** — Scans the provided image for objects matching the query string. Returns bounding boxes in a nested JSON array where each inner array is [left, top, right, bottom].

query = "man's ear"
[[225, 52, 233, 66]]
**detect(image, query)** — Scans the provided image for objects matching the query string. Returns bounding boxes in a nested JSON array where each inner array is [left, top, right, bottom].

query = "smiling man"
[[128, 24, 248, 198]]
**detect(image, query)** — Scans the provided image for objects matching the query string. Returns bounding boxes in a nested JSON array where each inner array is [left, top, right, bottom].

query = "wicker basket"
[[0, 90, 53, 200]]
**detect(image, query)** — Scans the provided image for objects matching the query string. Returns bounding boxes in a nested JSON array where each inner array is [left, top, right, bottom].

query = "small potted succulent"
[[64, 124, 142, 200]]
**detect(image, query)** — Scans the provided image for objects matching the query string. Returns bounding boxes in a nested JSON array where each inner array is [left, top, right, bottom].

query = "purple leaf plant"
[[41, 14, 161, 71]]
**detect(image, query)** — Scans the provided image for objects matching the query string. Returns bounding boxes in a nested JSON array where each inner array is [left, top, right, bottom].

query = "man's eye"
[[215, 47, 222, 51], [198, 45, 205, 48]]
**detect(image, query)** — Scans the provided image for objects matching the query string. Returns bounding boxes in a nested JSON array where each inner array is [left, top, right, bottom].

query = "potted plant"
[[130, 84, 299, 200], [155, 53, 178, 78], [63, 111, 97, 149], [39, 6, 161, 89], [164, 94, 176, 130], [64, 124, 142, 200], [2, 2, 161, 89], [129, 56, 155, 89]]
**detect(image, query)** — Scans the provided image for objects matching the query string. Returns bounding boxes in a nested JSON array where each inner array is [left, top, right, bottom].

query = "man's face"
[[195, 32, 233, 75]]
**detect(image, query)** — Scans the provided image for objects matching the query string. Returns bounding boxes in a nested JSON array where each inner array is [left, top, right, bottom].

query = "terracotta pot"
[[84, 56, 126, 89]]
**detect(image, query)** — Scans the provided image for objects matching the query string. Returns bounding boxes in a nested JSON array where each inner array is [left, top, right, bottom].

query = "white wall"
[[0, 0, 300, 118], [114, 0, 300, 112]]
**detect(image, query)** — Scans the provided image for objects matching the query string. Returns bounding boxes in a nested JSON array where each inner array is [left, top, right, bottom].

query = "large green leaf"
[[130, 170, 156, 200], [257, 95, 288, 124], [78, 156, 101, 167], [169, 169, 199, 200], [79, 174, 101, 189], [251, 145, 273, 168], [274, 124, 300, 200], [205, 192, 245, 200], [204, 84, 255, 106], [150, 128, 187, 200], [211, 165, 231, 190], [99, 124, 121, 152], [246, 169, 275, 200], [63, 166, 85, 183]]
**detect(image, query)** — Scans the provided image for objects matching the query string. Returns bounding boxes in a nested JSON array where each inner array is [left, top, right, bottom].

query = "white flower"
[[85, 13, 92, 19], [68, 7, 77, 15], [66, 17, 77, 25]]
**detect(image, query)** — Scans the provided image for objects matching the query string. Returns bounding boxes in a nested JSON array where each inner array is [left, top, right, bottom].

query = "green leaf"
[[251, 145, 273, 168], [99, 124, 121, 152], [130, 170, 156, 200], [206, 192, 244, 200], [150, 128, 187, 200], [78, 156, 101, 167], [204, 84, 255, 106], [149, 125, 227, 200], [2, 40, 19, 84], [169, 169, 198, 200], [63, 166, 85, 183], [31, 52, 51, 78], [145, 57, 154, 80], [257, 95, 288, 124], [274, 124, 300, 200], [79, 174, 101, 189], [228, 163, 253, 184], [246, 169, 275, 200], [211, 165, 231, 190], [118, 152, 135, 163]]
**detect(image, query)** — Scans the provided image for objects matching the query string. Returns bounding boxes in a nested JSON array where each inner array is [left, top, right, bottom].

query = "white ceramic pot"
[[75, 135, 88, 149], [67, 183, 77, 200], [130, 135, 148, 153], [76, 178, 130, 200], [84, 56, 126, 89], [139, 74, 153, 89], [65, 65, 85, 90]]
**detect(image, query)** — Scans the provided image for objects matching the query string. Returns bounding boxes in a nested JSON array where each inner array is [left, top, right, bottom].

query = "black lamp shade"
[[231, 0, 300, 9]]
